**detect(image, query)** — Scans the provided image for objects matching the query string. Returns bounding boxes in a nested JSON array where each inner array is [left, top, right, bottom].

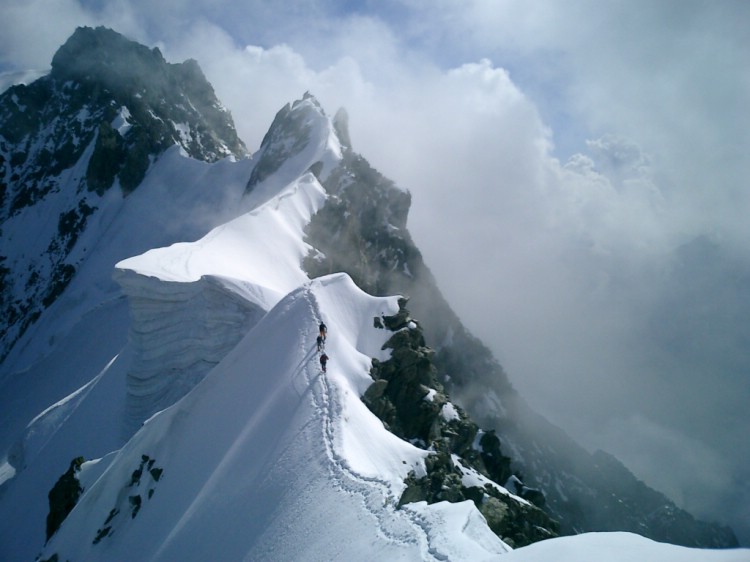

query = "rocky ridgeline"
[[299, 98, 738, 548], [0, 26, 248, 361], [246, 92, 324, 190], [363, 299, 558, 547]]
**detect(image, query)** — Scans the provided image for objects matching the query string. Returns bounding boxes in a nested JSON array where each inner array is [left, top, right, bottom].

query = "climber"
[[319, 321, 327, 341], [320, 353, 329, 373], [316, 335, 324, 352]]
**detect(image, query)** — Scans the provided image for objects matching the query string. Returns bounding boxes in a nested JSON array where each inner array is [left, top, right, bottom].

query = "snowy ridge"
[[115, 172, 328, 431], [3, 64, 748, 558], [41, 274, 509, 561], [0, 27, 248, 362], [2, 146, 254, 376], [117, 172, 326, 287], [101, 158, 508, 557], [500, 532, 750, 562], [245, 94, 343, 209]]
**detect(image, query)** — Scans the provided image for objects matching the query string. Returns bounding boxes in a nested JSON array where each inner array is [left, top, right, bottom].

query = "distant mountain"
[[0, 26, 742, 561], [0, 26, 247, 362]]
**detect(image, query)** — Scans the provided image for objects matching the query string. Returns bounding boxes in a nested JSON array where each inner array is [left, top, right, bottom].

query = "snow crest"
[[245, 94, 343, 210], [43, 165, 510, 559], [115, 172, 327, 431], [42, 274, 509, 561]]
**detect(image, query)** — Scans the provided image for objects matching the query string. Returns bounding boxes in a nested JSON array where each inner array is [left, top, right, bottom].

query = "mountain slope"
[[0, 27, 745, 561], [0, 26, 247, 362], [1, 70, 541, 559], [32, 142, 519, 560], [0, 151, 254, 560], [41, 273, 510, 561], [0, 95, 331, 560]]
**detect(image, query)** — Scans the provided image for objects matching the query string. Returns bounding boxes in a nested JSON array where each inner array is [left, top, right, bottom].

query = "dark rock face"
[[92, 454, 164, 545], [46, 456, 84, 541], [0, 26, 248, 361], [47, 26, 247, 193], [246, 92, 323, 191], [363, 300, 558, 547], [303, 149, 413, 297]]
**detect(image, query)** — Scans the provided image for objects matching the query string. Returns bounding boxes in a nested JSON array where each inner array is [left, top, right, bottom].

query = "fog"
[[1, 0, 748, 544]]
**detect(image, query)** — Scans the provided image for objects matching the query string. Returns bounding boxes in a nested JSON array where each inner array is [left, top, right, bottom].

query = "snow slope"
[[37, 147, 510, 558], [38, 161, 750, 561], [114, 172, 328, 432], [0, 149, 257, 560], [41, 272, 509, 561], [0, 95, 343, 560], [502, 532, 749, 562]]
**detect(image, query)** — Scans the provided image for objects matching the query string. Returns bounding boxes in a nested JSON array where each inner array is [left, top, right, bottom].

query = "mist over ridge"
[[1, 7, 748, 554]]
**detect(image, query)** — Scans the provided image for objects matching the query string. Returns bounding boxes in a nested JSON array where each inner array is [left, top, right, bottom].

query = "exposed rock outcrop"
[[363, 299, 558, 547]]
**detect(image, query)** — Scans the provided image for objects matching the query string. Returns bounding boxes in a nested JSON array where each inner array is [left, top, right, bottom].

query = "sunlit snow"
[[2, 91, 748, 562]]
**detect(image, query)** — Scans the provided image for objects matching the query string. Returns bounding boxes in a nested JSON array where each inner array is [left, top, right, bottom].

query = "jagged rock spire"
[[245, 92, 343, 194]]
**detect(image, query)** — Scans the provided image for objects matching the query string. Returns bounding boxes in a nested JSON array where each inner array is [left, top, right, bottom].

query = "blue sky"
[[1, 0, 749, 543]]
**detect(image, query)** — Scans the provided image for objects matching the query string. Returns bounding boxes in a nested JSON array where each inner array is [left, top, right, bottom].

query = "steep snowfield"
[[0, 95, 343, 560], [1, 146, 254, 376], [0, 149, 253, 560], [40, 274, 509, 561], [36, 154, 509, 558]]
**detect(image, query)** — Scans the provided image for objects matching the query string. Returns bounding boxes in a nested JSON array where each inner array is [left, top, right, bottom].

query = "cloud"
[[0, 0, 95, 69], [599, 413, 749, 529]]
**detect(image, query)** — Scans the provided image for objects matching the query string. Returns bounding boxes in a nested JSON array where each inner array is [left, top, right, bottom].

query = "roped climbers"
[[317, 320, 329, 372]]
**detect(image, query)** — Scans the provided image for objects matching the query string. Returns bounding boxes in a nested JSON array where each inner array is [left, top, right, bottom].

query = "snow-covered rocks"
[[245, 92, 343, 207]]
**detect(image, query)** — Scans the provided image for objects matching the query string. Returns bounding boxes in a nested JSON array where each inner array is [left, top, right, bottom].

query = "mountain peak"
[[51, 27, 166, 87], [48, 25, 247, 168], [0, 26, 248, 362], [245, 92, 343, 198]]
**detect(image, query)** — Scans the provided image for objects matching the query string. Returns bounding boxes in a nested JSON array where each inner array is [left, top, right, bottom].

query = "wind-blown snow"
[[117, 172, 325, 291], [0, 146, 255, 560], [114, 172, 328, 430], [29, 118, 512, 557], [244, 96, 343, 211], [26, 111, 507, 558], [41, 274, 509, 561]]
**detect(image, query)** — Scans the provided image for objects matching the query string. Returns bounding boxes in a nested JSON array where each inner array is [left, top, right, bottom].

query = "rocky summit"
[[0, 26, 247, 362]]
